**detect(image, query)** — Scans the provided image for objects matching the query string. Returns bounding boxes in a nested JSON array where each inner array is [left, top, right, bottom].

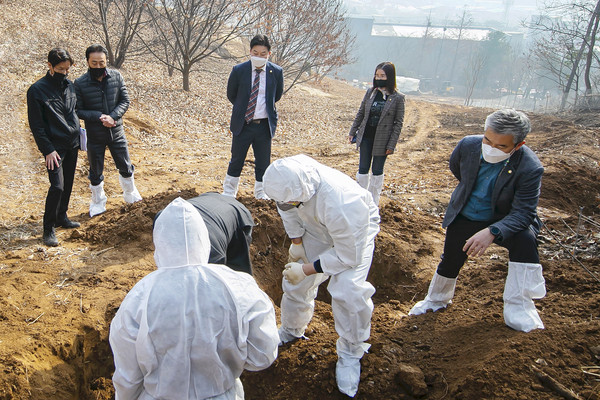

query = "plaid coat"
[[348, 87, 405, 156]]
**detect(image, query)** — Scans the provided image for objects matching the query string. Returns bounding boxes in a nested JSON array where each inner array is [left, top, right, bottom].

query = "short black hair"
[[373, 62, 396, 93], [85, 44, 108, 60], [47, 48, 74, 67], [250, 34, 271, 51]]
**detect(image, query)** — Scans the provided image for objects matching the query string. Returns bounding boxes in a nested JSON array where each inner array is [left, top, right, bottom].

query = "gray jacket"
[[443, 135, 544, 241], [348, 87, 405, 156], [74, 69, 130, 138]]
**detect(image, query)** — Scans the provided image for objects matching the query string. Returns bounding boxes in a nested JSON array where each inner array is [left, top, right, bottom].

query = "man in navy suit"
[[409, 109, 547, 333], [223, 34, 284, 199]]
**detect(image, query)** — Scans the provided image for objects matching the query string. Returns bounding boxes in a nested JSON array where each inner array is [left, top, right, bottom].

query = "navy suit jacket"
[[227, 60, 284, 137], [443, 135, 544, 241]]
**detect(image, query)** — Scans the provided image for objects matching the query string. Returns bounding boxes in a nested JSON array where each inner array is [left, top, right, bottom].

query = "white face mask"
[[481, 143, 513, 164], [250, 56, 268, 69]]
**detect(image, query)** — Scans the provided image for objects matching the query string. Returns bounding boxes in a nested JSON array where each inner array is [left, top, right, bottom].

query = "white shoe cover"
[[503, 262, 546, 332], [409, 299, 452, 315], [367, 174, 384, 205], [356, 173, 369, 190], [89, 182, 107, 217], [278, 326, 305, 345], [254, 181, 270, 200], [336, 356, 361, 397], [336, 339, 370, 397], [223, 174, 240, 198], [409, 272, 457, 315], [118, 175, 142, 203]]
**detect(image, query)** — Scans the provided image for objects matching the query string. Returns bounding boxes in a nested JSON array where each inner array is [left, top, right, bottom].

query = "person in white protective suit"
[[262, 154, 380, 398], [408, 109, 546, 333], [109, 197, 279, 400]]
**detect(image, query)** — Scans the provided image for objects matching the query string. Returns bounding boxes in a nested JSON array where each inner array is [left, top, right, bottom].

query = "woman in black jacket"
[[348, 62, 405, 205]]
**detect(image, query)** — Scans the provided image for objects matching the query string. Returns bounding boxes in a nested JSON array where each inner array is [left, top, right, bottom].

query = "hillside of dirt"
[[1, 0, 599, 399]]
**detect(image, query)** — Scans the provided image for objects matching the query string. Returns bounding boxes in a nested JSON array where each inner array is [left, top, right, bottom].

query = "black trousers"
[[87, 131, 134, 186], [437, 214, 540, 279], [44, 147, 78, 230], [226, 120, 271, 181]]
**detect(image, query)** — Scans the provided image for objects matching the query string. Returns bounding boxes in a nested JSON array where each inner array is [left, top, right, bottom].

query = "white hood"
[[263, 154, 321, 203], [153, 197, 210, 268]]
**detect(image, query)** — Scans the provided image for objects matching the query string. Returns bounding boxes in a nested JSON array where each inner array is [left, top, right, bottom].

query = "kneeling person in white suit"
[[109, 197, 279, 399], [409, 109, 546, 333], [263, 154, 380, 398]]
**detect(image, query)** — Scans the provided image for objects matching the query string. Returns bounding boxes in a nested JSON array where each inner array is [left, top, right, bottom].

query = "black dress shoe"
[[43, 228, 59, 247], [55, 218, 80, 229]]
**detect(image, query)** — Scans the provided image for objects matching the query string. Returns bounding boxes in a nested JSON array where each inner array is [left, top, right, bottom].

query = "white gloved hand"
[[283, 262, 307, 285], [288, 243, 309, 264]]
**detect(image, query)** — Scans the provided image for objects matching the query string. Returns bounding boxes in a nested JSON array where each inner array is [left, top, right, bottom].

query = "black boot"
[[55, 217, 80, 229], [43, 228, 59, 247]]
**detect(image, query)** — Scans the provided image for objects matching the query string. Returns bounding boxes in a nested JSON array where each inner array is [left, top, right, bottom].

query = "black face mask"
[[89, 67, 106, 79], [51, 72, 67, 82], [373, 79, 388, 88]]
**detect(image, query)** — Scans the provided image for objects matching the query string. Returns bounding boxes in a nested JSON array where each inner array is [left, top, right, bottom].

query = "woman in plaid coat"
[[348, 62, 405, 205]]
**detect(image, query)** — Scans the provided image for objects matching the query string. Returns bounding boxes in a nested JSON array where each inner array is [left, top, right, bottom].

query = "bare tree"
[[449, 7, 473, 82], [417, 12, 434, 75], [463, 47, 488, 106], [250, 0, 355, 92], [75, 0, 148, 68], [560, 0, 600, 108], [527, 0, 600, 109], [143, 0, 260, 91]]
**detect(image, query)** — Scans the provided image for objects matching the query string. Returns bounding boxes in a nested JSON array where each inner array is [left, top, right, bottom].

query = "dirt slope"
[[0, 0, 599, 399]]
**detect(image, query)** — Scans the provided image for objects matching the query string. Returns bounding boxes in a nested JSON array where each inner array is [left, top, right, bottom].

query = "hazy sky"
[[343, 0, 544, 29]]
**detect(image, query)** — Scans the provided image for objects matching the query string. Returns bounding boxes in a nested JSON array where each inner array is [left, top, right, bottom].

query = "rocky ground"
[[0, 0, 599, 399]]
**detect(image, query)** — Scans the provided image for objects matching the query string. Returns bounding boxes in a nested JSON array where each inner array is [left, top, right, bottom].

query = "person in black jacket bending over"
[[74, 44, 142, 217], [154, 192, 255, 275], [27, 48, 81, 247]]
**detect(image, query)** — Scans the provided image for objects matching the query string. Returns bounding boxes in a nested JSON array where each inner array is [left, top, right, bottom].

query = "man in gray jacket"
[[74, 44, 141, 217], [409, 109, 546, 333]]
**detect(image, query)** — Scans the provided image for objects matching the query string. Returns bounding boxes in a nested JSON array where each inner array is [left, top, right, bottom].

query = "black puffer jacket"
[[27, 72, 80, 156], [74, 69, 130, 138]]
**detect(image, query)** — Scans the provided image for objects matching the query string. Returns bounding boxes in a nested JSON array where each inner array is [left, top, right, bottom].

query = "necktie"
[[245, 68, 262, 123]]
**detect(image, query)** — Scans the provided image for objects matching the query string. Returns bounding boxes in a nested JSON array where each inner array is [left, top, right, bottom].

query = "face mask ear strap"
[[512, 141, 525, 154]]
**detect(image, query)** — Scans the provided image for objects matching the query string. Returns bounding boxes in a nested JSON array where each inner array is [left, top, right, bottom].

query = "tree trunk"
[[584, 13, 599, 94], [560, 0, 600, 109], [182, 64, 191, 92]]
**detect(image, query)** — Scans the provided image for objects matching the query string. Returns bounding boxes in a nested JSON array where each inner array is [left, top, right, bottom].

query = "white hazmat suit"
[[263, 155, 380, 398], [109, 197, 279, 400]]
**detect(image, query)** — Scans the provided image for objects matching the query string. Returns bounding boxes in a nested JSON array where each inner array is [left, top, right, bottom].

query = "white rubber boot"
[[89, 182, 107, 217], [223, 174, 240, 197], [356, 173, 369, 190], [254, 181, 270, 200], [368, 174, 384, 205], [336, 338, 370, 397], [503, 262, 546, 332], [118, 174, 142, 203], [409, 272, 457, 315]]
